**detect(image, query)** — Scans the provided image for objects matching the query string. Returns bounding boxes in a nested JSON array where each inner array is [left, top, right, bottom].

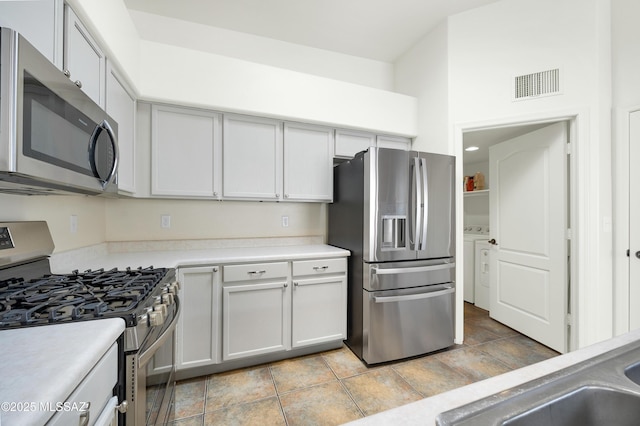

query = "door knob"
[[488, 238, 498, 245]]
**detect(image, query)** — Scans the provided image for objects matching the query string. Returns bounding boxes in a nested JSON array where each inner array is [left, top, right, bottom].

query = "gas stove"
[[0, 221, 180, 425]]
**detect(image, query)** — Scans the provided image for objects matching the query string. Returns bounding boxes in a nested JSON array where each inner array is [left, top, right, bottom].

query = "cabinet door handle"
[[294, 281, 299, 286], [248, 270, 266, 275], [74, 80, 83, 88], [283, 283, 288, 288], [78, 402, 91, 426], [313, 266, 329, 271]]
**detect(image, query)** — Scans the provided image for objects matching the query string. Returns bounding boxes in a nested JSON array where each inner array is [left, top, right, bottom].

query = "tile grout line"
[[268, 362, 291, 426], [319, 350, 367, 419]]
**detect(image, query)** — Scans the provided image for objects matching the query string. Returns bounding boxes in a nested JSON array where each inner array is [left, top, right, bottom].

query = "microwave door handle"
[[413, 157, 422, 249], [89, 120, 119, 187], [420, 157, 429, 251], [101, 120, 119, 186]]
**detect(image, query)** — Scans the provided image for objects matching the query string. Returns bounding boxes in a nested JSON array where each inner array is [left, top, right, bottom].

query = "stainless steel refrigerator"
[[329, 147, 455, 364]]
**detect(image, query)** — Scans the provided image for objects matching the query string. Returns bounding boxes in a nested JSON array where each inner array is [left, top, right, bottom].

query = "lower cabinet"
[[176, 256, 347, 373], [176, 266, 221, 370], [223, 281, 291, 360], [292, 276, 347, 348]]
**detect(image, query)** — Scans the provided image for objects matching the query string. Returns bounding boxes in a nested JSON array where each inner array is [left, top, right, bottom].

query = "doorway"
[[461, 119, 573, 353]]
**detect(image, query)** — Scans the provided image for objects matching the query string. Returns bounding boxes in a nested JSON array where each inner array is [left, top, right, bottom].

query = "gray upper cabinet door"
[[283, 122, 334, 202], [0, 0, 64, 68], [151, 104, 222, 198], [377, 134, 412, 151], [334, 129, 376, 159], [223, 114, 282, 201], [63, 5, 105, 107], [106, 62, 136, 194]]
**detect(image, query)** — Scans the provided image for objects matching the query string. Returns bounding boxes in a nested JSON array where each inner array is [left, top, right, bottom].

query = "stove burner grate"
[[0, 266, 168, 328]]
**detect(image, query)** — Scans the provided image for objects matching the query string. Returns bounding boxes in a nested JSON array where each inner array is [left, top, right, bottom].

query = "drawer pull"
[[248, 270, 267, 275], [313, 266, 329, 271]]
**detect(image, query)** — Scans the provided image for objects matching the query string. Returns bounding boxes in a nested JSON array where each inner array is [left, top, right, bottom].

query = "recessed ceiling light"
[[465, 146, 479, 152]]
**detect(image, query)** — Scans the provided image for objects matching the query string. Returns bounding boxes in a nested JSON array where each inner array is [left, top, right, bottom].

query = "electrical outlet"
[[282, 216, 289, 227], [161, 214, 171, 229], [70, 215, 78, 234]]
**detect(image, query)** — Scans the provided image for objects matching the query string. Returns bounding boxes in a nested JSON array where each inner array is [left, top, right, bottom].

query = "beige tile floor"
[[167, 303, 558, 425]]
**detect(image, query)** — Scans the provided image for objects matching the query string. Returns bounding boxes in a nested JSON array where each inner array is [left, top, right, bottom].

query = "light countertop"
[[0, 318, 125, 426], [51, 244, 350, 273], [345, 328, 640, 425]]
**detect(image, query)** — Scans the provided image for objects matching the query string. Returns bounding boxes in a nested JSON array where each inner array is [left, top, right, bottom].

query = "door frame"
[[455, 108, 595, 352]]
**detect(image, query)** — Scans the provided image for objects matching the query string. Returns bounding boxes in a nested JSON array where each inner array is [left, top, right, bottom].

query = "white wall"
[[394, 21, 449, 154], [105, 199, 325, 242], [138, 40, 417, 136], [129, 10, 394, 92], [0, 194, 106, 252]]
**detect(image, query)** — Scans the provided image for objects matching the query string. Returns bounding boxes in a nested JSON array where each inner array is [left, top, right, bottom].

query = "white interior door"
[[629, 111, 640, 330], [489, 122, 568, 353]]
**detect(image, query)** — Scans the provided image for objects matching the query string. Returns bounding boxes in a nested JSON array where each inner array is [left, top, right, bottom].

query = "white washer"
[[474, 240, 491, 310], [463, 225, 489, 304]]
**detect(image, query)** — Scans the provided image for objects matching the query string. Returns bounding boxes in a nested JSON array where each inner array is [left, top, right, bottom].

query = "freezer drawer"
[[364, 259, 455, 291], [362, 284, 454, 364]]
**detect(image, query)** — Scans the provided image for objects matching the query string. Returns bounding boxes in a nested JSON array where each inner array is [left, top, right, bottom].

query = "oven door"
[[125, 297, 180, 426]]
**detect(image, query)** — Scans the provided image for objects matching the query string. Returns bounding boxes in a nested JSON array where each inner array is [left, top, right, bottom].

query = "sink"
[[436, 340, 640, 426], [503, 386, 640, 426], [625, 361, 640, 385]]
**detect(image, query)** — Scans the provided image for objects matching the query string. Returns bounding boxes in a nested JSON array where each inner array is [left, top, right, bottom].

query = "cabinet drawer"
[[223, 262, 289, 282], [292, 258, 346, 277]]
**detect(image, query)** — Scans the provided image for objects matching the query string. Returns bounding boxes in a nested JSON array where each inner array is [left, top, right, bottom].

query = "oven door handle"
[[371, 263, 455, 275], [373, 287, 454, 303], [139, 297, 181, 367]]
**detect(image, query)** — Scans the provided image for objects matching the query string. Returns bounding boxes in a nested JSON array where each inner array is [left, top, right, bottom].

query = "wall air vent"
[[514, 68, 560, 101]]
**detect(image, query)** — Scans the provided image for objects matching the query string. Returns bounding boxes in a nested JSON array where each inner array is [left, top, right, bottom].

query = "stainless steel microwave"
[[0, 27, 118, 196]]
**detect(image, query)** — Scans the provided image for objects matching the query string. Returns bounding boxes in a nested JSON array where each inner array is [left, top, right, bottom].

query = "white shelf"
[[464, 189, 490, 197]]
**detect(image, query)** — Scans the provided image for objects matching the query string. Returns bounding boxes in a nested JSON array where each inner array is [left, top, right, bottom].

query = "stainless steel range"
[[0, 221, 180, 425]]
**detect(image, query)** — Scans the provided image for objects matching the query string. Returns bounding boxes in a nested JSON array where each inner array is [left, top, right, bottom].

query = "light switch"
[[161, 215, 171, 229], [282, 216, 289, 227]]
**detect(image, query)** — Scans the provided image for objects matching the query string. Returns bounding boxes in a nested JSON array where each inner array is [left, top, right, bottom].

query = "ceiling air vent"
[[514, 68, 560, 101]]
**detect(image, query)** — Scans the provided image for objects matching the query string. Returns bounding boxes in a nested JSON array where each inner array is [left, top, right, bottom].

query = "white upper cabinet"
[[106, 62, 136, 194], [151, 104, 222, 198], [63, 5, 105, 107], [377, 134, 411, 151], [0, 0, 64, 68], [283, 122, 333, 202], [223, 114, 282, 201], [334, 129, 376, 159]]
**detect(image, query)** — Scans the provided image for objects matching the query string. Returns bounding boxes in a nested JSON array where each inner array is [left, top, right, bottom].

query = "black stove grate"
[[0, 267, 168, 328]]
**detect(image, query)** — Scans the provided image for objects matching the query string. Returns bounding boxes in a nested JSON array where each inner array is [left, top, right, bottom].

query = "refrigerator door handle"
[[371, 263, 456, 275], [412, 157, 422, 249], [420, 157, 429, 251], [373, 287, 455, 303]]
